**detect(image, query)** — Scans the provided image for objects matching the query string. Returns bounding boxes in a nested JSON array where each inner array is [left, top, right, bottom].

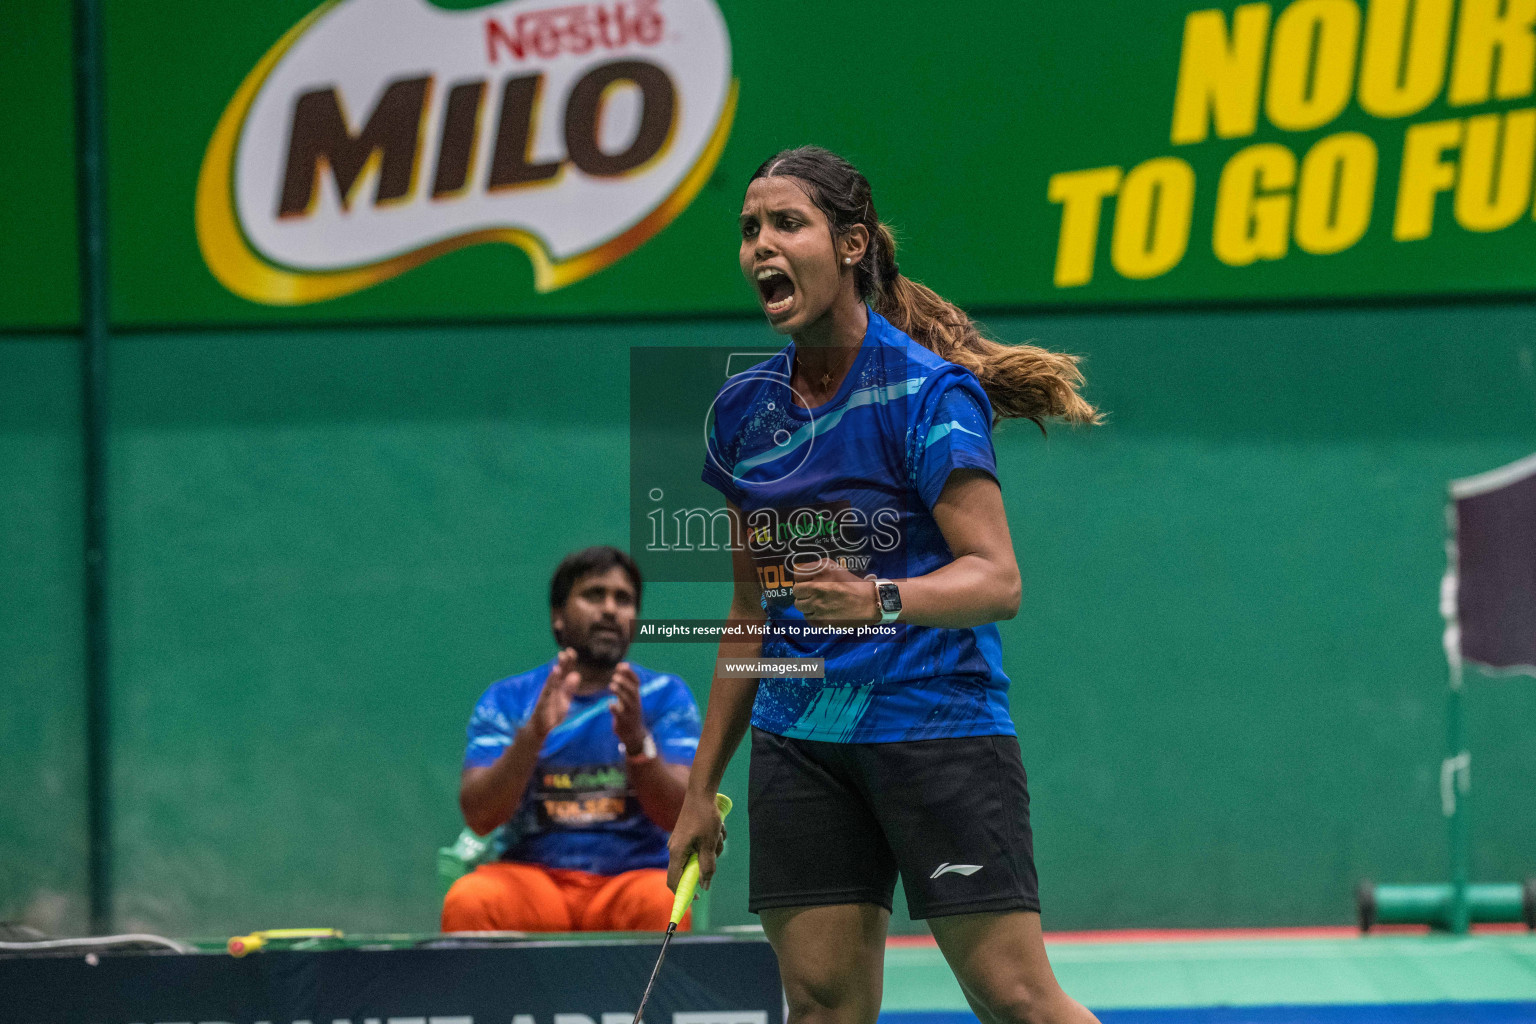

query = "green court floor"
[[882, 934, 1536, 1011]]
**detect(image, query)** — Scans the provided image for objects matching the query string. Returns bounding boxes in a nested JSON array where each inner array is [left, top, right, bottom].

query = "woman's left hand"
[[792, 556, 879, 622]]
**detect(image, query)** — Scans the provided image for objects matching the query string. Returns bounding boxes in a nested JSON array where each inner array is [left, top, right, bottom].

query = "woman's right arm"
[[667, 502, 765, 892]]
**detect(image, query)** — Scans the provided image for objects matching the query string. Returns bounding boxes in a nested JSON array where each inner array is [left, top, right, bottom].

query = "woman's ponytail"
[[873, 232, 1100, 429]]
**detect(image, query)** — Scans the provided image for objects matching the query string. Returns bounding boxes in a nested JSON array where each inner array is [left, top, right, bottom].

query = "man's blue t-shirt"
[[462, 660, 701, 875], [702, 307, 1015, 744]]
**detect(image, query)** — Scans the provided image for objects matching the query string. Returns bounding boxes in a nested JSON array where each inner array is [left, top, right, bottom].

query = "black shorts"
[[747, 727, 1041, 919]]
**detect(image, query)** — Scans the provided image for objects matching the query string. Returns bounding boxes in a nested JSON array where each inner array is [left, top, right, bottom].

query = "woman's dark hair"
[[750, 146, 1101, 430], [549, 546, 643, 610]]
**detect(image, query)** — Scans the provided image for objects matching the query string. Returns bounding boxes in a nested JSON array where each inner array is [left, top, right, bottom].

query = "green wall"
[[0, 337, 87, 933], [0, 5, 77, 327], [6, 302, 1532, 935]]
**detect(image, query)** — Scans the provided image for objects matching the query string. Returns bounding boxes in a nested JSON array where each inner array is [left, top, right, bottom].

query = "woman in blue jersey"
[[669, 147, 1101, 1024]]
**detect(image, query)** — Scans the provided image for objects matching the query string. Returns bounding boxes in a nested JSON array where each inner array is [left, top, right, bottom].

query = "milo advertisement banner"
[[8, 0, 1536, 328], [196, 0, 735, 305]]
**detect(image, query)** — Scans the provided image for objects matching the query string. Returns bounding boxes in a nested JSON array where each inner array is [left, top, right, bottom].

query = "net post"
[[1441, 495, 1469, 934]]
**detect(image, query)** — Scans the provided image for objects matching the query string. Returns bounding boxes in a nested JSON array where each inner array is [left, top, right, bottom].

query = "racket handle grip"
[[671, 861, 701, 925], [669, 793, 733, 926]]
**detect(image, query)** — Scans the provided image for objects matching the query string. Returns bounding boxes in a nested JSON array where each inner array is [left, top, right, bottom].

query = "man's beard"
[[567, 626, 628, 669]]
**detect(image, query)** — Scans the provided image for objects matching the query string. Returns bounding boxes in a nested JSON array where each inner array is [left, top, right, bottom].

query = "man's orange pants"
[[441, 861, 690, 932]]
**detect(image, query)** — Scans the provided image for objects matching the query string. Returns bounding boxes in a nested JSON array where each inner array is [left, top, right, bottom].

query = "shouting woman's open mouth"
[[755, 267, 796, 315]]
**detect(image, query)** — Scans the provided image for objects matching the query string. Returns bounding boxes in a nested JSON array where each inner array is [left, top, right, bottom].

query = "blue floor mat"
[[883, 1004, 1536, 1024]]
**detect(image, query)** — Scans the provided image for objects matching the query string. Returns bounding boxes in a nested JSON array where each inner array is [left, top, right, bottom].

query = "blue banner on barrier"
[[0, 936, 782, 1024], [884, 1004, 1536, 1024]]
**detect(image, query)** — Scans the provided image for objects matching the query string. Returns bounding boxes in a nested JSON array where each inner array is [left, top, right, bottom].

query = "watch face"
[[879, 584, 901, 612]]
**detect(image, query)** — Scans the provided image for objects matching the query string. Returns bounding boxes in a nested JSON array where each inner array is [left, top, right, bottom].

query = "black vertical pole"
[[72, 0, 112, 935]]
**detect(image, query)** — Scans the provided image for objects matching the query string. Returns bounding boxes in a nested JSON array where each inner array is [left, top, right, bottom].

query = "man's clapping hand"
[[529, 647, 582, 738], [608, 661, 649, 753]]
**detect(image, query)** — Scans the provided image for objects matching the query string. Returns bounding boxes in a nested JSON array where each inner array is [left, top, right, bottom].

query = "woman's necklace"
[[802, 345, 859, 397]]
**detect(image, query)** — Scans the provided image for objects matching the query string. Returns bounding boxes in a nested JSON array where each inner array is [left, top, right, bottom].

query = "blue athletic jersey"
[[702, 307, 1016, 743], [462, 660, 701, 875]]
